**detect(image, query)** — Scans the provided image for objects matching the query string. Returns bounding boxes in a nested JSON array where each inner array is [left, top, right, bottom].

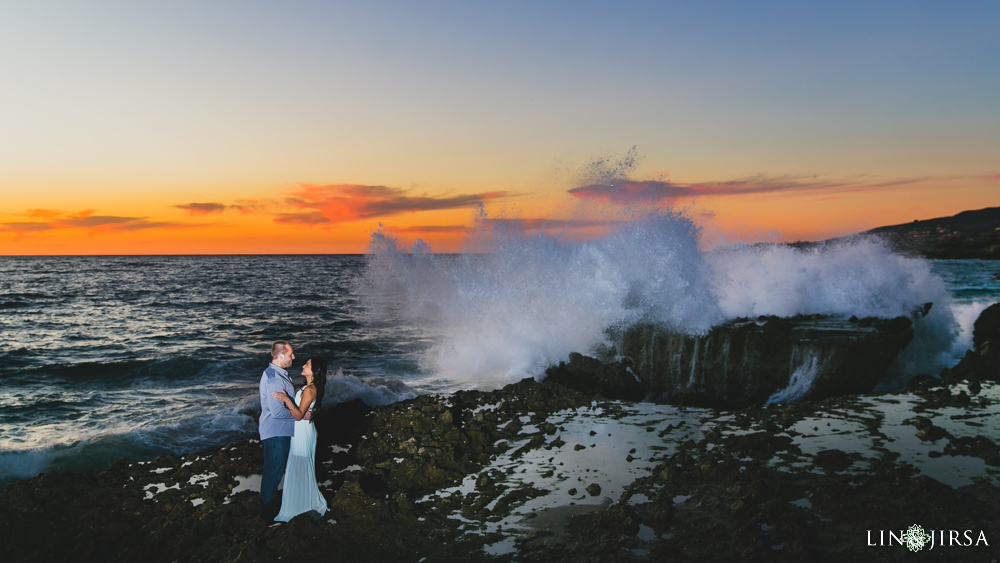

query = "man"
[[258, 340, 296, 523]]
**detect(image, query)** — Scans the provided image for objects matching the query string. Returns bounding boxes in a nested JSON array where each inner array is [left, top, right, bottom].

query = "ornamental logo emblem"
[[901, 524, 931, 552]]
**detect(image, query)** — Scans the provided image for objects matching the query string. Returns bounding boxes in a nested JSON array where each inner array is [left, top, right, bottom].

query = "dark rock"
[[7, 374, 1000, 563], [910, 416, 933, 431], [916, 426, 948, 441], [812, 449, 854, 472], [974, 303, 1000, 362], [545, 352, 645, 401], [948, 303, 1000, 382], [969, 379, 982, 395], [906, 373, 939, 392], [613, 313, 915, 408], [511, 434, 546, 459], [722, 431, 800, 459], [943, 435, 1000, 466]]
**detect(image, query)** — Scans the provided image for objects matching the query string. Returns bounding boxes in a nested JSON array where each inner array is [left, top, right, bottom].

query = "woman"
[[271, 357, 329, 523]]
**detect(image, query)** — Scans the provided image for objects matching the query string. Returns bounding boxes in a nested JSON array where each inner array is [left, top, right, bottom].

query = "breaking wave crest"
[[357, 209, 957, 387]]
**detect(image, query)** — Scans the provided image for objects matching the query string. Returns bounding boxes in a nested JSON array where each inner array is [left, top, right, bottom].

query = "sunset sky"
[[2, 1, 998, 255]]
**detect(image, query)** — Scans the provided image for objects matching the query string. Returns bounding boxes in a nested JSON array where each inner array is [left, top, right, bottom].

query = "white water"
[[767, 350, 822, 405], [358, 209, 960, 388]]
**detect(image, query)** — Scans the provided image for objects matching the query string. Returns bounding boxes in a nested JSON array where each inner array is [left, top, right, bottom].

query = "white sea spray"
[[357, 209, 959, 388]]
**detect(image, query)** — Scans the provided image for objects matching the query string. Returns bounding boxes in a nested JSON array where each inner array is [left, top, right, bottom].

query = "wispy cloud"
[[176, 202, 227, 215], [230, 199, 275, 215], [273, 212, 331, 225], [61, 215, 145, 228], [2, 210, 202, 236], [0, 222, 55, 233], [388, 225, 470, 234], [24, 209, 63, 219], [174, 200, 281, 215], [285, 184, 511, 224], [568, 173, 999, 205], [568, 176, 852, 204], [384, 218, 621, 236], [483, 218, 619, 231], [114, 220, 191, 231]]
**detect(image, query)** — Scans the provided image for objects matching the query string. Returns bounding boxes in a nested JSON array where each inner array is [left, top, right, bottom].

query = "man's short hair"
[[271, 340, 290, 360]]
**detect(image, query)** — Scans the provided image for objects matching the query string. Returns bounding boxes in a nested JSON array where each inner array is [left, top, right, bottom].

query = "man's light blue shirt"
[[259, 363, 296, 440]]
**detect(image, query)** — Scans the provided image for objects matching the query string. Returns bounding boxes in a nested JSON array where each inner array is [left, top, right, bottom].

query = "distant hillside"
[[863, 206, 1000, 259]]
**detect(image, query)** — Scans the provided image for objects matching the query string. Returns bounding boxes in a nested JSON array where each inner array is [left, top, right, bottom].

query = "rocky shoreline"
[[2, 305, 999, 562], [547, 311, 922, 408]]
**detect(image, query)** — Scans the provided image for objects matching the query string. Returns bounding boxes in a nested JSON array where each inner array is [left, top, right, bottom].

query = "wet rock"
[[612, 313, 915, 407], [943, 435, 1000, 466], [812, 449, 854, 472], [906, 373, 941, 392], [5, 375, 1000, 563], [969, 379, 982, 395], [544, 352, 645, 401], [355, 394, 497, 494], [910, 415, 933, 430], [916, 426, 948, 441], [724, 431, 801, 458], [511, 435, 546, 459], [491, 486, 548, 515], [947, 303, 1000, 382]]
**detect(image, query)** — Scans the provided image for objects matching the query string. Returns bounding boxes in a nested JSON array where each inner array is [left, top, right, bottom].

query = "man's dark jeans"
[[261, 436, 291, 522]]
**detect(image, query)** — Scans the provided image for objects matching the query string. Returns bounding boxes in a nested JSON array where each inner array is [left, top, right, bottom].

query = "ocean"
[[2, 217, 999, 487]]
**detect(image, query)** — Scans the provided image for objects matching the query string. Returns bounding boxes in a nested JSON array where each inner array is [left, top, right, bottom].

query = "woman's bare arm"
[[272, 385, 317, 421]]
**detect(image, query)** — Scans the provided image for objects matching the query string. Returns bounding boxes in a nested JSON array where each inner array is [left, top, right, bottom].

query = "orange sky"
[[2, 171, 997, 255], [2, 4, 998, 255]]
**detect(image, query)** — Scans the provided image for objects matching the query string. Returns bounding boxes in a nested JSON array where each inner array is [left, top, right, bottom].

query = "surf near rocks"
[[548, 309, 923, 408]]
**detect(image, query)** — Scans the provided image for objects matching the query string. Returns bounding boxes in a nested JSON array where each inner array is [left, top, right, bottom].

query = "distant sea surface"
[[1, 254, 998, 487]]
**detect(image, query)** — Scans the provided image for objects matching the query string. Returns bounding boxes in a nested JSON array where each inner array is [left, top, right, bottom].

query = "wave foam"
[[358, 210, 958, 387], [324, 368, 419, 407]]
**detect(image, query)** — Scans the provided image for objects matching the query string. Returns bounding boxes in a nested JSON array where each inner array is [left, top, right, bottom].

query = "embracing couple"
[[258, 340, 329, 525]]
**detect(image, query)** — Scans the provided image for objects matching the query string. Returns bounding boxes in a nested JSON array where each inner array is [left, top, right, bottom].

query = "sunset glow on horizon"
[[2, 2, 998, 255]]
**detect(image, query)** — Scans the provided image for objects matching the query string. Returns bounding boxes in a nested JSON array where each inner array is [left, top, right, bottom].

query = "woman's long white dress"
[[275, 388, 328, 522]]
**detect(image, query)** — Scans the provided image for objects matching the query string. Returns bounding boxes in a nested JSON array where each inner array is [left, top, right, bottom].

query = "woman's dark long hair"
[[308, 357, 328, 414]]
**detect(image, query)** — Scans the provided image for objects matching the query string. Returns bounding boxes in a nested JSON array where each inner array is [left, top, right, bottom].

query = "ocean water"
[[1, 216, 998, 487], [0, 254, 423, 486]]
